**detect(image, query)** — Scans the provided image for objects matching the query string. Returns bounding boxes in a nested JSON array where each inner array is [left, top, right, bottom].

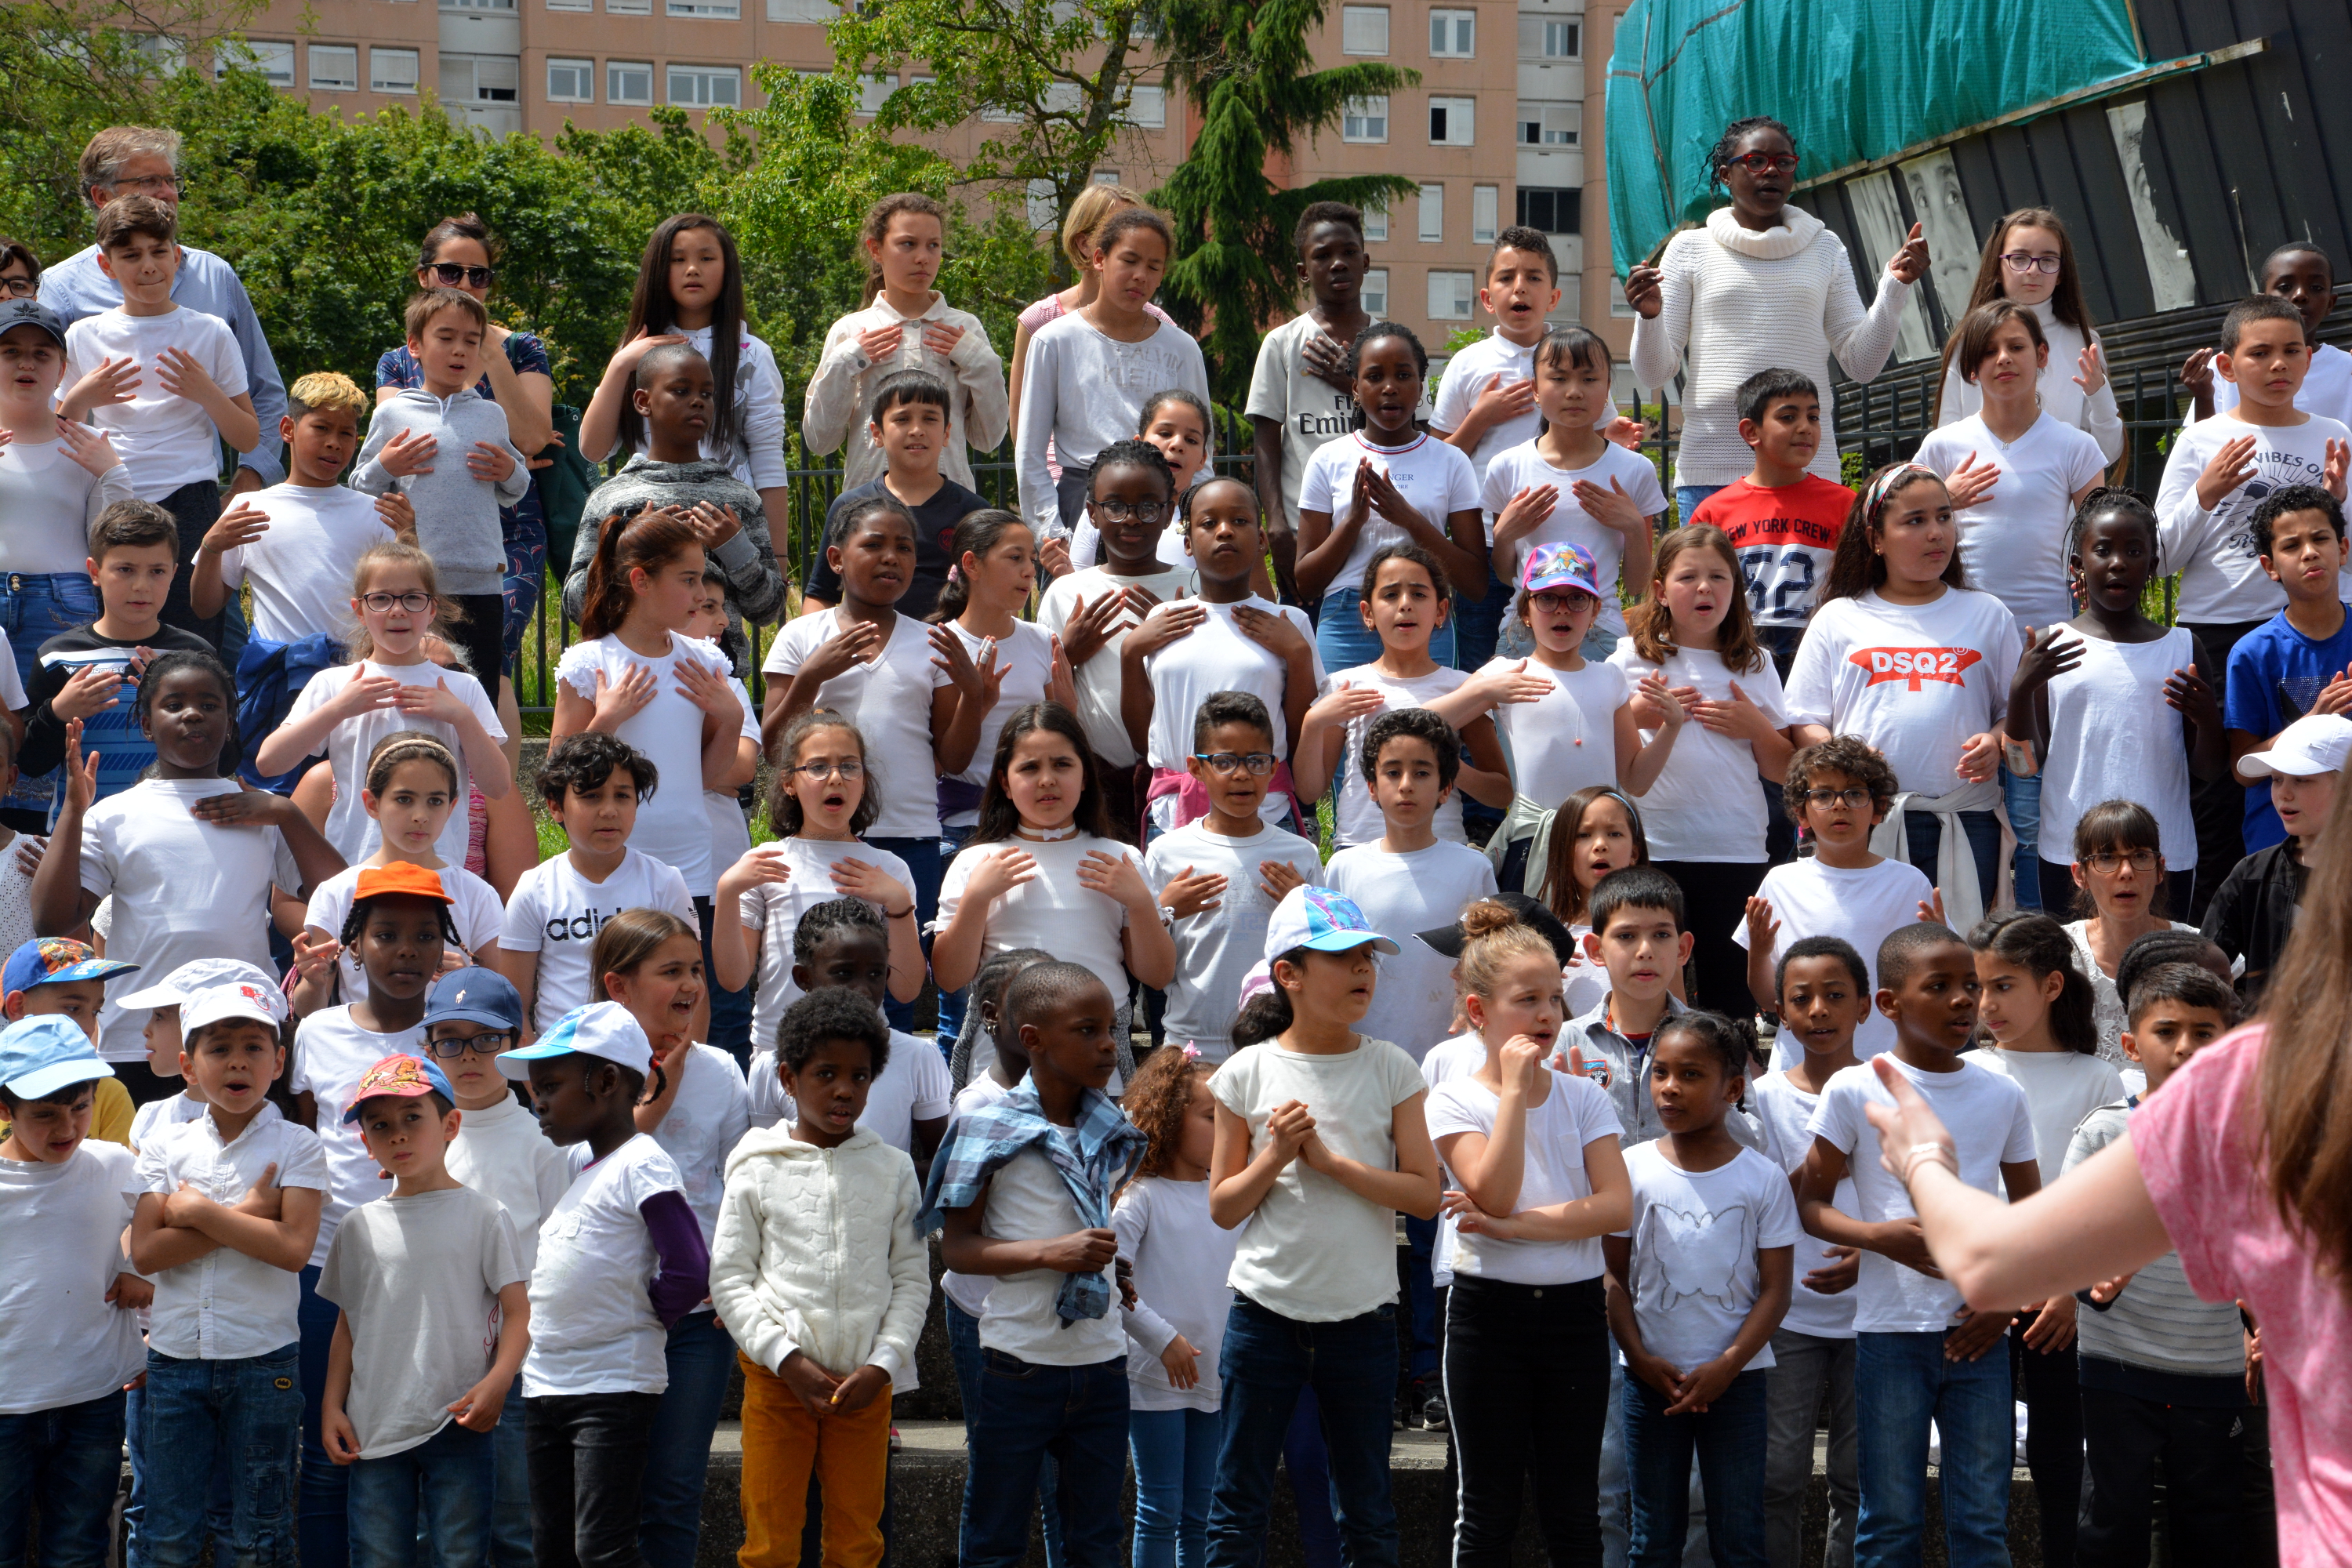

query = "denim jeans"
[[1763, 1330, 1855, 1568], [1999, 764, 2042, 909], [0, 569, 103, 823], [1900, 811, 2002, 914], [1673, 485, 1724, 523], [638, 1312, 737, 1568], [1454, 574, 1512, 673], [1130, 1406, 1221, 1568], [1622, 1367, 1767, 1568], [1207, 1297, 1398, 1568], [490, 1377, 533, 1568], [1314, 587, 1456, 675], [1443, 1276, 1610, 1568], [1281, 1390, 1342, 1568], [349, 1420, 493, 1568], [524, 1392, 662, 1568], [1600, 1350, 1711, 1568], [1403, 1217, 1440, 1385], [960, 1352, 1129, 1568], [0, 1389, 126, 1568], [295, 1263, 349, 1568], [125, 1370, 236, 1566], [946, 1301, 1066, 1568], [866, 834, 944, 1035], [138, 1341, 304, 1568], [1852, 1330, 2012, 1568]]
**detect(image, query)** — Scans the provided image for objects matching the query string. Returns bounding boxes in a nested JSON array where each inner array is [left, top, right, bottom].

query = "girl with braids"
[[292, 731, 504, 1014], [1933, 206, 2125, 462], [1625, 114, 1929, 516], [803, 191, 1009, 494], [1785, 465, 2020, 931], [2011, 490, 2224, 913]]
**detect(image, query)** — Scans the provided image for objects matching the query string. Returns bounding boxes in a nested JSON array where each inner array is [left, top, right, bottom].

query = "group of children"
[[0, 145, 2332, 1568]]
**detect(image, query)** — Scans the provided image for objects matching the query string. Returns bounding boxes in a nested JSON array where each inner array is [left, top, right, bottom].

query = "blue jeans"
[[1999, 764, 2042, 909], [1622, 1368, 1766, 1568], [294, 1266, 347, 1568], [490, 1378, 532, 1568], [960, 1352, 1129, 1568], [125, 1372, 235, 1566], [637, 1312, 737, 1568], [349, 1420, 493, 1568], [1853, 1330, 2012, 1568], [1403, 1217, 1439, 1385], [1900, 811, 2001, 914], [0, 1389, 126, 1568], [1454, 574, 1512, 675], [1673, 485, 1723, 522], [933, 822, 977, 1043], [1281, 1391, 1342, 1568], [1130, 1406, 1220, 1568], [138, 1341, 304, 1568], [1207, 1298, 1398, 1568], [946, 1301, 1068, 1568], [1314, 586, 1456, 674], [868, 833, 944, 1036], [0, 570, 100, 822]]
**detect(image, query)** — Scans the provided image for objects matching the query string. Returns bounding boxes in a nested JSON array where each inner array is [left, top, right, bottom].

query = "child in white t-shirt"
[[930, 510, 1071, 840]]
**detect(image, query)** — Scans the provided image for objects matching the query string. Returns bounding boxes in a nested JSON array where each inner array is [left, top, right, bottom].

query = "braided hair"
[[1706, 116, 1796, 189]]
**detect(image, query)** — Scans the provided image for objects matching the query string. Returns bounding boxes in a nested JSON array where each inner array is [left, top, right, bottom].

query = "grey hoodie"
[[351, 387, 529, 596], [562, 456, 786, 673]]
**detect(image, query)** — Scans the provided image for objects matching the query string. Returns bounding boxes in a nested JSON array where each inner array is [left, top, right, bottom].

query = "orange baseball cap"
[[354, 863, 454, 904]]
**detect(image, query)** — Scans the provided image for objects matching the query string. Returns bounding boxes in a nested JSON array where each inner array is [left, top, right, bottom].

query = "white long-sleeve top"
[[1631, 205, 1915, 488], [1936, 301, 2125, 463], [802, 294, 1009, 492], [0, 434, 135, 575], [1014, 311, 1210, 539]]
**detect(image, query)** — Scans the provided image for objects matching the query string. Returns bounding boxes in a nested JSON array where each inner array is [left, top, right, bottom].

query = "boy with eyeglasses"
[[1737, 735, 1935, 1068]]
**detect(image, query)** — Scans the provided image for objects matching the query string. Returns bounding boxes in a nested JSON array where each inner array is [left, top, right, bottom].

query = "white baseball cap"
[[495, 1001, 653, 1080], [118, 958, 280, 1013], [181, 980, 291, 1036], [2238, 713, 2352, 780]]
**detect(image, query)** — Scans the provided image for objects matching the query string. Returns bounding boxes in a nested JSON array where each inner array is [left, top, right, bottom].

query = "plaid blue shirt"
[[919, 1079, 1146, 1325]]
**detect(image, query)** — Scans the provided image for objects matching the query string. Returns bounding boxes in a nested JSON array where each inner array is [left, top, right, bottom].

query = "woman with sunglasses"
[[1933, 207, 2126, 463], [373, 214, 554, 756], [1626, 114, 1931, 518]]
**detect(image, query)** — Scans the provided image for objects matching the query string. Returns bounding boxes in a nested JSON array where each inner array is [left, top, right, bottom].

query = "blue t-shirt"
[[2223, 603, 2352, 848]]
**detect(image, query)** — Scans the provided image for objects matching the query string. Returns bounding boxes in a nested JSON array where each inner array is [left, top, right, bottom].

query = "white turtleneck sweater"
[[1631, 205, 1915, 489], [1935, 299, 2126, 463]]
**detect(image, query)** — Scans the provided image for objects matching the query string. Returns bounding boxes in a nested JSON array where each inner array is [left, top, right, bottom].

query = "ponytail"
[[580, 508, 703, 639], [1232, 946, 1305, 1048], [1965, 909, 2100, 1055], [929, 509, 1029, 624]]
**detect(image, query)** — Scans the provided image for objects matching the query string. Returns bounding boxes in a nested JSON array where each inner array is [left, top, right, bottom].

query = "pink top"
[[2135, 1025, 2349, 1564]]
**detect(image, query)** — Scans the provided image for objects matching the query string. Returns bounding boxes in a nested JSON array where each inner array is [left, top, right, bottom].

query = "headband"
[[1863, 463, 1938, 516]]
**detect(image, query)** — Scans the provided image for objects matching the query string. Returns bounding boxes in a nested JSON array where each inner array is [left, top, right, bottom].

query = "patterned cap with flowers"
[[1520, 540, 1602, 600], [2, 937, 137, 997], [341, 1053, 458, 1123]]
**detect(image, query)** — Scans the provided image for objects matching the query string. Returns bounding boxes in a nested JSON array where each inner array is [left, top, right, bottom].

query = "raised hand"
[[1076, 848, 1154, 913], [2011, 625, 2083, 700], [920, 319, 967, 358], [190, 788, 298, 830], [686, 501, 744, 550], [1690, 679, 1774, 741], [1955, 730, 2000, 784], [1257, 858, 1308, 902], [1232, 604, 1308, 661], [1471, 373, 1537, 426], [393, 676, 471, 726], [673, 657, 744, 723], [1060, 588, 1135, 669], [2163, 664, 2224, 729], [2194, 434, 2259, 511], [1559, 1044, 1610, 1088], [588, 663, 658, 730], [202, 500, 270, 558], [2074, 339, 2107, 397], [1467, 658, 1553, 711], [290, 928, 343, 985], [829, 856, 913, 915], [2326, 437, 2350, 501], [1301, 329, 1353, 395], [55, 419, 123, 477], [1918, 887, 1947, 925], [1264, 1099, 1316, 1165], [1497, 1033, 1547, 1097], [328, 670, 405, 722], [376, 427, 439, 477], [1046, 634, 1078, 710], [801, 616, 884, 686], [962, 845, 1038, 903], [1886, 222, 1929, 285], [67, 354, 140, 412], [1036, 536, 1073, 577], [1622, 265, 1663, 320], [373, 491, 418, 537], [1743, 895, 1780, 953], [58, 720, 98, 818], [1636, 670, 1690, 732], [1305, 678, 1385, 731], [2178, 346, 2216, 401], [1125, 593, 1208, 661]]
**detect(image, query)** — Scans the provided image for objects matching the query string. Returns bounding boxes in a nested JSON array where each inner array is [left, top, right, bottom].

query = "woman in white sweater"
[[1627, 115, 1928, 515], [1933, 206, 2126, 463]]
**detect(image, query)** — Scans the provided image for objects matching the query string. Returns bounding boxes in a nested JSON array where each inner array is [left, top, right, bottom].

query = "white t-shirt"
[[938, 619, 1056, 815], [216, 484, 397, 645], [61, 305, 249, 498], [1296, 431, 1481, 599], [554, 633, 737, 895], [1431, 331, 1544, 484], [2158, 412, 2352, 623], [941, 1074, 1013, 1319], [2209, 340, 2352, 430], [1489, 658, 1627, 814], [524, 1134, 687, 1397], [498, 849, 697, 1032], [705, 677, 760, 878], [2037, 626, 2199, 867], [646, 1044, 750, 1247], [1322, 840, 1497, 1063], [1113, 1175, 1239, 1412], [285, 660, 503, 872], [290, 1005, 426, 1268], [1245, 313, 1360, 521], [760, 608, 949, 840], [129, 1090, 207, 1154], [1606, 644, 1788, 862], [1324, 663, 1473, 848], [1735, 855, 1933, 1068], [136, 1104, 329, 1358], [80, 778, 303, 1062], [304, 862, 504, 1005], [1616, 1139, 1802, 1372], [748, 1027, 950, 1152], [1915, 412, 2109, 632], [1209, 1036, 1428, 1320], [1784, 587, 2021, 802], [1748, 1070, 1858, 1340], [1962, 1046, 2126, 1187], [445, 1091, 572, 1275], [1143, 821, 1326, 1062], [0, 432, 136, 575], [0, 1141, 146, 1412], [1425, 1069, 1621, 1285], [937, 833, 1140, 1004], [1039, 564, 1192, 769], [1806, 1055, 2034, 1332], [736, 837, 917, 1051], [1141, 597, 1323, 771], [978, 1144, 1124, 1364], [1479, 441, 1668, 636]]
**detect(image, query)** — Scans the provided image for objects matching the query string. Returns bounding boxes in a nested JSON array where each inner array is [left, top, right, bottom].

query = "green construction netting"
[[1604, 0, 2149, 277]]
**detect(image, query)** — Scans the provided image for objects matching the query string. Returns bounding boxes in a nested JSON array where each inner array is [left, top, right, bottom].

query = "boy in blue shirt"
[[2223, 485, 2352, 850]]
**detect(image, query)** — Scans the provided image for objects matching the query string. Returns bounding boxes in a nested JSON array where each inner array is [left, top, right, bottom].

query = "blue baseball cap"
[[2, 938, 138, 997], [424, 968, 524, 1034], [341, 1054, 458, 1123], [495, 1001, 653, 1081], [1263, 886, 1400, 960], [0, 1014, 114, 1101]]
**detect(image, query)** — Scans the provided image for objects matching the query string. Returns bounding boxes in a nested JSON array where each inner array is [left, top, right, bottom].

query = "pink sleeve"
[[1018, 296, 1062, 333], [2131, 1025, 2264, 1305]]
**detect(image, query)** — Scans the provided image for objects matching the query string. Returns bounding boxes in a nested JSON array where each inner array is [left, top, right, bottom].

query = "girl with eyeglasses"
[[258, 539, 514, 868], [2056, 801, 2200, 1067], [1933, 206, 2126, 463], [1625, 114, 1930, 517]]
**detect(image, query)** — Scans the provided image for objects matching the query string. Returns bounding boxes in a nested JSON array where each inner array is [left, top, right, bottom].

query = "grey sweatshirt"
[[562, 456, 786, 673], [351, 387, 529, 596]]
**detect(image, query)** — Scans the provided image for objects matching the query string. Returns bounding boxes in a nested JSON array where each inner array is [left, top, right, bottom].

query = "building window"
[[1341, 95, 1388, 143], [1472, 184, 1497, 243], [216, 39, 294, 83], [1362, 268, 1389, 318], [1363, 207, 1388, 242], [1428, 8, 1473, 56], [605, 0, 651, 14], [546, 0, 589, 13], [1428, 95, 1473, 145], [441, 0, 516, 9], [546, 56, 593, 100], [1517, 185, 1581, 234], [444, 53, 519, 102], [768, 0, 834, 16], [1417, 182, 1443, 242], [668, 64, 740, 106], [131, 34, 186, 74], [309, 44, 358, 89], [1518, 102, 1580, 146], [369, 47, 418, 93], [1124, 84, 1165, 128], [1093, 169, 1121, 184], [667, 0, 740, 14], [1519, 13, 1578, 56], [607, 59, 652, 103], [858, 72, 894, 114], [1341, 5, 1388, 55], [1428, 270, 1475, 320]]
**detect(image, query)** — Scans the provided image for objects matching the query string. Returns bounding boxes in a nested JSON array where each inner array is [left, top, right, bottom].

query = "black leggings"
[[2013, 1320, 2082, 1568], [452, 592, 508, 703], [1650, 860, 1767, 1018], [1443, 1275, 1610, 1568]]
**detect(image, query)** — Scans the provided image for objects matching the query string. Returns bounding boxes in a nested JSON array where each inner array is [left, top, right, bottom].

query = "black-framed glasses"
[[429, 262, 495, 289], [1803, 787, 1874, 810], [2085, 849, 2158, 873], [2000, 252, 2063, 274], [361, 590, 434, 613], [788, 759, 866, 782], [1094, 498, 1166, 525], [1194, 751, 1276, 777], [111, 173, 180, 194], [423, 1031, 513, 1059], [1728, 152, 1798, 175], [0, 276, 35, 299]]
